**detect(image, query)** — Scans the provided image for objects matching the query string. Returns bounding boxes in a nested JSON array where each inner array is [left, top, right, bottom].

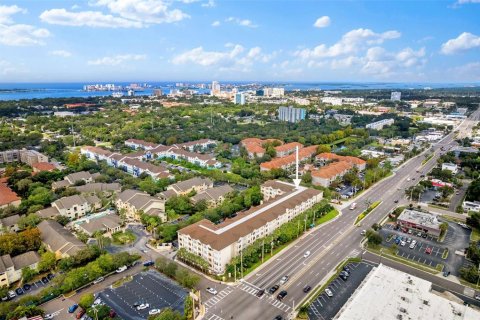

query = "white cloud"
[[172, 44, 274, 71], [40, 0, 189, 28], [456, 0, 480, 4], [202, 0, 216, 8], [450, 61, 480, 81], [0, 5, 50, 46], [361, 46, 426, 76], [294, 28, 401, 59], [87, 54, 146, 66], [225, 16, 257, 28], [0, 24, 50, 46], [313, 16, 330, 28], [211, 20, 220, 27], [50, 50, 72, 57], [93, 0, 189, 24], [0, 5, 26, 24], [40, 9, 143, 28], [441, 32, 480, 54]]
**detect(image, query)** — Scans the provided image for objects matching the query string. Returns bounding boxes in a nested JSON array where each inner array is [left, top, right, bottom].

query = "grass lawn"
[[367, 246, 441, 274], [471, 228, 480, 242], [354, 201, 381, 225], [112, 230, 136, 245]]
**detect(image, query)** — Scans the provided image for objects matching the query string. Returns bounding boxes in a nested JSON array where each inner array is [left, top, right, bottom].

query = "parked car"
[[44, 314, 53, 319], [474, 295, 480, 301], [7, 291, 15, 299], [274, 316, 283, 320], [116, 265, 127, 273], [68, 304, 79, 313], [325, 288, 333, 297], [206, 287, 218, 295], [22, 283, 31, 291], [93, 277, 104, 284], [149, 309, 161, 315], [409, 241, 417, 249], [256, 289, 265, 297], [47, 273, 54, 280], [343, 265, 351, 273], [339, 273, 348, 281], [76, 308, 85, 319], [143, 260, 154, 267], [303, 251, 311, 258], [269, 285, 279, 294], [443, 270, 451, 277], [93, 298, 102, 306], [360, 230, 366, 236], [277, 290, 287, 300], [136, 303, 149, 310], [394, 200, 399, 203], [340, 271, 349, 278], [15, 288, 24, 296], [303, 285, 311, 293], [425, 247, 432, 254], [279, 276, 289, 285], [400, 241, 406, 246], [41, 277, 49, 284]]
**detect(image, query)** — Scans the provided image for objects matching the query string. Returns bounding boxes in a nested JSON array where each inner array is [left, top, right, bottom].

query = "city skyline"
[[0, 0, 480, 82]]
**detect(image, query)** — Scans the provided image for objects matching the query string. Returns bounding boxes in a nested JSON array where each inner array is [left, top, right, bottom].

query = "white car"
[[149, 309, 161, 315], [303, 251, 311, 258], [136, 303, 150, 310], [93, 276, 104, 284], [409, 242, 416, 249], [116, 265, 127, 273], [400, 241, 406, 246], [325, 288, 333, 297], [475, 295, 480, 301], [280, 276, 289, 285], [44, 314, 53, 320], [206, 287, 217, 295], [93, 298, 102, 306]]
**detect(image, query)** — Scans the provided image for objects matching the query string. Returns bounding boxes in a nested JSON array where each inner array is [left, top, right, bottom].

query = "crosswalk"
[[207, 314, 225, 320], [347, 249, 361, 258], [204, 286, 234, 312], [239, 280, 291, 313]]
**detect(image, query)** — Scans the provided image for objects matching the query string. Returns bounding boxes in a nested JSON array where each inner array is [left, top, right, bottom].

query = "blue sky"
[[0, 0, 479, 82]]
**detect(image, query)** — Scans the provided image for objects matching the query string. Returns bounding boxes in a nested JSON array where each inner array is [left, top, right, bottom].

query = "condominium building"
[[278, 106, 306, 123], [178, 181, 322, 274], [52, 171, 100, 190], [391, 91, 401, 101], [233, 93, 246, 105], [366, 118, 395, 130], [0, 251, 41, 287], [178, 139, 218, 152], [191, 185, 234, 208], [0, 183, 21, 209], [260, 145, 318, 171], [37, 194, 101, 220], [274, 142, 304, 157], [240, 138, 283, 159], [0, 149, 48, 165], [38, 220, 87, 259], [115, 189, 166, 222], [312, 153, 366, 187], [211, 81, 220, 96], [164, 177, 213, 197], [125, 139, 159, 150]]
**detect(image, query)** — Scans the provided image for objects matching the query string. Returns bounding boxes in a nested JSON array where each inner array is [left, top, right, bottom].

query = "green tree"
[[21, 266, 37, 282], [366, 229, 382, 246], [38, 251, 56, 272], [17, 213, 42, 230], [151, 308, 183, 320], [79, 293, 94, 309]]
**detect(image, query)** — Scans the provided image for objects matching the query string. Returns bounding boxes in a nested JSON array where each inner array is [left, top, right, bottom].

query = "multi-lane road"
[[203, 108, 480, 320]]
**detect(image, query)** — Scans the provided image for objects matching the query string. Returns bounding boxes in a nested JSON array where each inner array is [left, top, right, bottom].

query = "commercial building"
[[178, 181, 323, 274], [0, 251, 41, 287], [391, 91, 401, 101], [278, 106, 306, 123], [115, 189, 166, 222], [396, 209, 441, 238], [335, 264, 480, 320], [441, 163, 458, 174], [463, 201, 480, 213], [233, 93, 246, 105], [366, 118, 395, 130], [38, 220, 87, 259]]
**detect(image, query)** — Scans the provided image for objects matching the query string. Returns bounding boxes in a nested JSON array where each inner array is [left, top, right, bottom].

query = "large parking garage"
[[380, 221, 471, 275], [98, 270, 188, 320], [307, 262, 374, 320]]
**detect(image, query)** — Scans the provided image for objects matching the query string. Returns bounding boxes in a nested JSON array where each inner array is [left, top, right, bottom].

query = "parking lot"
[[98, 270, 188, 320], [308, 262, 374, 320], [380, 221, 471, 275]]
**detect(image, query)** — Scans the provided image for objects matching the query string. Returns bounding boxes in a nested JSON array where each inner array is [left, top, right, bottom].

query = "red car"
[[109, 309, 117, 318], [425, 247, 432, 254], [76, 308, 85, 319]]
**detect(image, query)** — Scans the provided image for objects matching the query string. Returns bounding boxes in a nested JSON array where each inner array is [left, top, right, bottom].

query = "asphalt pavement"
[[203, 108, 480, 320]]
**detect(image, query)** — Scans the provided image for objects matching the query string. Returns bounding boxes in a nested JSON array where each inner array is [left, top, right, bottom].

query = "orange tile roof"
[[316, 152, 366, 165], [32, 162, 56, 171], [260, 145, 318, 170], [275, 142, 304, 153], [0, 183, 21, 206], [311, 161, 353, 179]]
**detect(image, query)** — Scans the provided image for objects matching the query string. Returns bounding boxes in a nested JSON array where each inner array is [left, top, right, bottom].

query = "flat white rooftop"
[[335, 264, 480, 320]]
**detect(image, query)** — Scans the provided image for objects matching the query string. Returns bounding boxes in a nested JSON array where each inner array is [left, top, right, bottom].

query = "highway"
[[203, 108, 480, 320]]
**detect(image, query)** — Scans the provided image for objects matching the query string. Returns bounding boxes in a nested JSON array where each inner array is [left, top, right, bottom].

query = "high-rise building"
[[278, 106, 306, 123], [272, 87, 285, 97], [233, 93, 246, 105], [391, 91, 401, 101], [211, 81, 220, 96], [153, 89, 163, 97]]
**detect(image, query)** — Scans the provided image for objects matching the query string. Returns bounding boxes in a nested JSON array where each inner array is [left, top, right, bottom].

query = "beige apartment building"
[[178, 181, 322, 274]]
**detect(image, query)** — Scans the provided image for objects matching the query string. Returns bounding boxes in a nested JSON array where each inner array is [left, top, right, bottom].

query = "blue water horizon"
[[0, 81, 478, 101]]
